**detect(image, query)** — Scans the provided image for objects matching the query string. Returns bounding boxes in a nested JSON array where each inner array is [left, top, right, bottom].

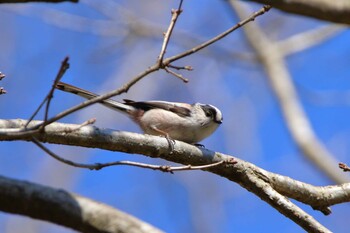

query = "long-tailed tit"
[[55, 82, 223, 145]]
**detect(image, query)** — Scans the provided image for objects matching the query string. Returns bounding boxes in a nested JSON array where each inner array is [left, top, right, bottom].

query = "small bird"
[[55, 82, 223, 146]]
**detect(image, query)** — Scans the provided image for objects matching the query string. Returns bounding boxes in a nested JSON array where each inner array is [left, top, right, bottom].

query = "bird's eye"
[[204, 109, 212, 117], [201, 105, 215, 118]]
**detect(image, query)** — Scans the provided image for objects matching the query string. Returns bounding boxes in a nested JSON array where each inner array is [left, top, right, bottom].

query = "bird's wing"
[[123, 99, 192, 117]]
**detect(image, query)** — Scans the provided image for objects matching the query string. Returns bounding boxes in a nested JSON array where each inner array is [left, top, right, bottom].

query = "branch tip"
[[164, 67, 189, 83]]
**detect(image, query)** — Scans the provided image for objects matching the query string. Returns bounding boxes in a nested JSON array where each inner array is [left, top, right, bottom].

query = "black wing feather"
[[123, 99, 191, 117]]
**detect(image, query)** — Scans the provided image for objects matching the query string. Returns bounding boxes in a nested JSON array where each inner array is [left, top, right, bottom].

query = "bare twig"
[[25, 98, 47, 128], [25, 57, 70, 129], [168, 64, 193, 71], [164, 67, 189, 83], [163, 5, 272, 65], [44, 57, 70, 122], [157, 0, 183, 65], [32, 136, 234, 172], [157, 158, 236, 173], [156, 0, 192, 82]]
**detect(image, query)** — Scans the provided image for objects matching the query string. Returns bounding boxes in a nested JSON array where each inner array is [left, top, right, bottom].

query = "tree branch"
[[32, 136, 234, 172], [157, 1, 183, 65], [246, 0, 350, 25], [163, 5, 271, 65], [0, 175, 163, 233], [25, 57, 70, 128], [1, 119, 348, 232]]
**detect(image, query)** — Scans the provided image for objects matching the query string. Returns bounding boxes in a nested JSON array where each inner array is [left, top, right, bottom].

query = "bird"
[[55, 81, 223, 146]]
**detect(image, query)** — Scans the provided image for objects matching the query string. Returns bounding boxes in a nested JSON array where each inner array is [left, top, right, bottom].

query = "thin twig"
[[32, 136, 233, 172], [44, 57, 70, 123], [164, 67, 189, 83], [157, 0, 183, 65], [25, 99, 48, 129], [163, 5, 272, 65], [25, 57, 70, 129], [168, 64, 193, 71]]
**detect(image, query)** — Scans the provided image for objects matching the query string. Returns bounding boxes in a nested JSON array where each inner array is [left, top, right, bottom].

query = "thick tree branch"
[[1, 119, 349, 208], [1, 119, 349, 232], [0, 175, 163, 233], [32, 136, 234, 172], [246, 0, 350, 25]]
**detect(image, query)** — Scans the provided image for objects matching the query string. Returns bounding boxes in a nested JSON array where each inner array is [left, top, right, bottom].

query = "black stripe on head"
[[200, 104, 223, 124]]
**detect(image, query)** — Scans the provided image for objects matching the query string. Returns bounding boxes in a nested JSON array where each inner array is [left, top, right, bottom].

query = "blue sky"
[[0, 1, 350, 232]]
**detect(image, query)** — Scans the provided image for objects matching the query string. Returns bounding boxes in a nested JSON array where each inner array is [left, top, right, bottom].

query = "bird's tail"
[[55, 82, 134, 113]]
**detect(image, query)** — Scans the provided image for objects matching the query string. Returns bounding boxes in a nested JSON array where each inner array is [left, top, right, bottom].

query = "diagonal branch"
[[25, 57, 70, 128], [163, 5, 271, 65], [157, 0, 183, 65], [244, 171, 331, 233]]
